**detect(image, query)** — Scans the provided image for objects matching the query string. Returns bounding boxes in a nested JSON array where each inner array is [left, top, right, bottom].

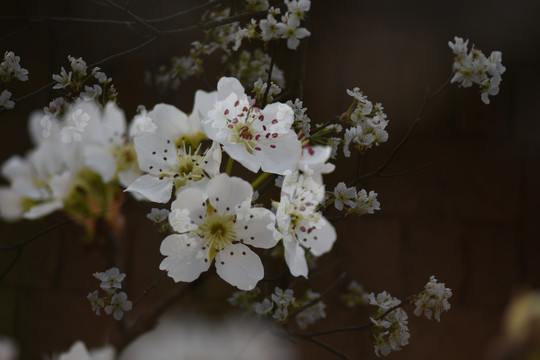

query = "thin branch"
[[352, 78, 451, 184], [0, 247, 23, 281], [261, 42, 278, 108], [7, 36, 157, 108], [289, 272, 346, 320], [0, 15, 136, 25], [146, 0, 222, 24], [132, 271, 167, 307], [106, 0, 160, 35], [297, 336, 351, 359], [378, 163, 431, 177], [161, 11, 266, 35], [0, 219, 73, 251]]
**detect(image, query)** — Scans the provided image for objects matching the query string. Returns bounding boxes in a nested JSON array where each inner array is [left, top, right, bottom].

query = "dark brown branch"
[[132, 271, 167, 307], [289, 272, 346, 320], [352, 78, 451, 184]]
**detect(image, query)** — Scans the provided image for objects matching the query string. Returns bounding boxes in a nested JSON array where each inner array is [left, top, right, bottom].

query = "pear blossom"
[[281, 16, 311, 50], [159, 174, 279, 290], [0, 89, 14, 109], [52, 67, 72, 89], [146, 208, 170, 223], [82, 102, 141, 188], [87, 291, 105, 316], [125, 136, 221, 203], [126, 95, 222, 202], [104, 292, 132, 320], [275, 170, 336, 277], [254, 298, 274, 316], [353, 189, 380, 215], [368, 291, 410, 357], [0, 140, 81, 220], [202, 77, 301, 175], [259, 14, 284, 41], [333, 182, 357, 211], [449, 36, 506, 104], [413, 275, 452, 322], [93, 267, 126, 290], [0, 51, 29, 82]]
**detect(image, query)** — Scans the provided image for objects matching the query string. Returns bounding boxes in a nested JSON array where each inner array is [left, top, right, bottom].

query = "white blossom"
[[333, 182, 357, 211], [52, 67, 72, 89], [93, 267, 126, 290], [0, 51, 29, 82], [104, 292, 132, 320], [449, 36, 506, 104], [159, 174, 279, 290], [275, 170, 336, 277], [413, 275, 452, 322], [146, 208, 170, 223], [202, 77, 301, 175], [87, 290, 105, 316], [0, 89, 14, 109]]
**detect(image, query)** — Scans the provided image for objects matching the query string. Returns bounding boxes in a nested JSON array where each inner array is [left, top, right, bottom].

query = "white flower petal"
[[150, 104, 191, 139], [134, 133, 176, 175], [125, 174, 173, 203], [300, 216, 336, 256], [235, 208, 278, 249], [206, 174, 252, 213], [160, 234, 211, 283], [0, 187, 23, 221], [84, 145, 117, 182], [215, 243, 263, 290], [283, 237, 308, 278], [23, 200, 64, 219]]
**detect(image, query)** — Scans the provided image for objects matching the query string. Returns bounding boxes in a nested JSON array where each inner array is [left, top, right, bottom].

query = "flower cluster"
[[0, 51, 29, 110], [229, 287, 326, 329], [0, 51, 28, 83], [368, 291, 410, 357], [333, 182, 381, 215], [449, 36, 506, 104], [88, 267, 132, 320], [413, 275, 452, 322], [51, 55, 117, 108], [343, 87, 389, 156]]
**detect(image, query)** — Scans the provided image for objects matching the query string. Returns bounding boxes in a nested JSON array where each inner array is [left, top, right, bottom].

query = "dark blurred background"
[[1, 0, 540, 359]]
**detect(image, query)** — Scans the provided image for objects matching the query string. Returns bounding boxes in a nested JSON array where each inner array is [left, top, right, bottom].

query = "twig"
[[132, 271, 167, 306], [289, 272, 346, 319], [8, 36, 157, 107], [0, 219, 73, 251], [261, 42, 278, 108], [297, 336, 351, 359], [353, 78, 451, 184]]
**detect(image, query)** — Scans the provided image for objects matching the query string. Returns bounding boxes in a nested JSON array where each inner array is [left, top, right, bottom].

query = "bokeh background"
[[1, 0, 540, 359]]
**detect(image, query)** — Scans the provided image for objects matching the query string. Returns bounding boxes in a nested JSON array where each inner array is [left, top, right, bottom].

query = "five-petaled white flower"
[[104, 292, 132, 320], [93, 267, 126, 290], [202, 77, 302, 175], [159, 174, 279, 290], [275, 170, 336, 277]]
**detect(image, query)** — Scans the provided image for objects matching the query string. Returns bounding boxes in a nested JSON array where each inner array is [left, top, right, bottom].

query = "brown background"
[[1, 0, 540, 359]]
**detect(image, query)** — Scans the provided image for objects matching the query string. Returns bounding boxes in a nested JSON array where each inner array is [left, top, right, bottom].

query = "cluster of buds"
[[87, 267, 132, 321]]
